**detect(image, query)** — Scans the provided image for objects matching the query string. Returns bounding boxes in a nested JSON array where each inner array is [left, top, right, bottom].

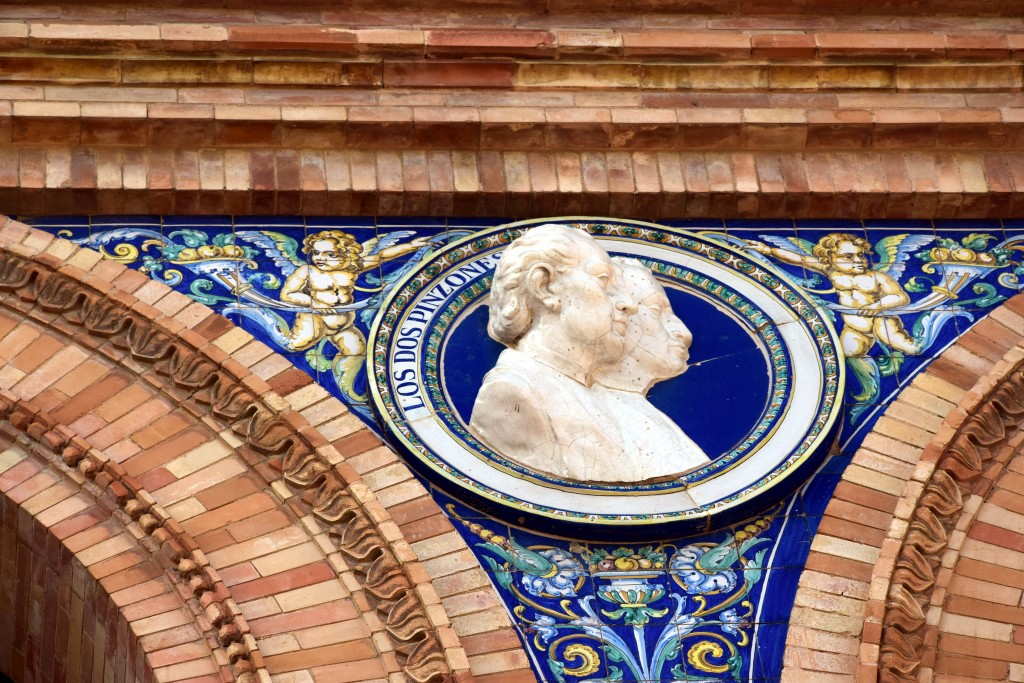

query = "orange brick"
[[460, 629, 525, 657], [0, 459, 43, 494], [623, 31, 751, 58], [385, 61, 514, 88], [750, 33, 816, 58], [968, 521, 1024, 554], [231, 562, 335, 603], [425, 30, 555, 58], [227, 26, 357, 52], [816, 32, 945, 58], [11, 334, 62, 373], [249, 599, 358, 638], [933, 653, 1009, 679], [226, 508, 292, 543], [817, 515, 887, 547], [122, 428, 210, 478], [946, 33, 1012, 58], [804, 550, 873, 584], [938, 632, 1024, 664], [194, 473, 263, 511], [265, 639, 378, 672]]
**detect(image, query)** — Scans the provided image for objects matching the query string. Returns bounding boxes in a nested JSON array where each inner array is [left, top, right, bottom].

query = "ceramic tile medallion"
[[369, 218, 844, 539]]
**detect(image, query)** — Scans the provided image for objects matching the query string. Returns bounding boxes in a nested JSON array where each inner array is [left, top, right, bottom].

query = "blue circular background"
[[441, 285, 772, 460]]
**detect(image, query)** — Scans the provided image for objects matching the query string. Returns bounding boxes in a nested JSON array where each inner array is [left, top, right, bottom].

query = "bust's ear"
[[526, 264, 561, 312]]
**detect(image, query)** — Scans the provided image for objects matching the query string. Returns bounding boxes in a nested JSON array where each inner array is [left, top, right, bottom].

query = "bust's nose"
[[669, 317, 693, 346], [613, 291, 638, 316]]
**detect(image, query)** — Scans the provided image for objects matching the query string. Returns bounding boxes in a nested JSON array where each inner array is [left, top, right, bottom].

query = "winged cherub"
[[280, 230, 431, 355], [745, 233, 932, 358]]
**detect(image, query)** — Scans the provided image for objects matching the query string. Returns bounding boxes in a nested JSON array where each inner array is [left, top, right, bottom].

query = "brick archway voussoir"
[[0, 395, 235, 683], [0, 215, 499, 683], [782, 294, 1024, 683]]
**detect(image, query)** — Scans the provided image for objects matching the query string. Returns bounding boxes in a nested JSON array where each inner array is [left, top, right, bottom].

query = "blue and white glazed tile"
[[22, 215, 1024, 683]]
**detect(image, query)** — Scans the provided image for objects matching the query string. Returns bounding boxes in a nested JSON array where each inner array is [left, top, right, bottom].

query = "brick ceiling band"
[[0, 215, 467, 683], [7, 149, 1024, 219], [4, 6, 1024, 217]]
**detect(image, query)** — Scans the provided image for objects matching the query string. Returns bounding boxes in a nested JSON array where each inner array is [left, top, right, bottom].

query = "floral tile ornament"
[[447, 493, 781, 683]]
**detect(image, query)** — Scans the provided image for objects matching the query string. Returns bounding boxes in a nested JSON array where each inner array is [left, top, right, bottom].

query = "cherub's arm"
[[279, 266, 313, 305], [744, 241, 827, 274], [359, 237, 432, 271], [860, 273, 911, 313]]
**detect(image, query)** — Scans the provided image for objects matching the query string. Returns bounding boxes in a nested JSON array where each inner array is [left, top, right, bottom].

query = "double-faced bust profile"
[[468, 225, 709, 484]]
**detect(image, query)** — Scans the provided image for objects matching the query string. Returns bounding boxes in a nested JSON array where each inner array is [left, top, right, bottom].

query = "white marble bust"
[[468, 225, 635, 480], [591, 258, 710, 480], [468, 226, 708, 483]]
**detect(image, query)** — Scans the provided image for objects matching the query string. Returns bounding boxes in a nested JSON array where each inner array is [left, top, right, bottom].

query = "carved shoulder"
[[469, 373, 556, 463]]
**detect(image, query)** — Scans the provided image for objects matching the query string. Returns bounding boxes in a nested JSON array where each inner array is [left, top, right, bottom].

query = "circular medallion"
[[369, 218, 844, 538]]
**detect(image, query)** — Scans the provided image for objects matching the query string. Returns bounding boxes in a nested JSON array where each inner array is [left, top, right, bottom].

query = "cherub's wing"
[[234, 230, 304, 278], [361, 230, 415, 257], [76, 227, 163, 248], [761, 235, 816, 255], [358, 233, 452, 326], [873, 233, 934, 281]]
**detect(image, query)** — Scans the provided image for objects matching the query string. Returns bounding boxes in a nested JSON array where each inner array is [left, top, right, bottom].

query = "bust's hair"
[[487, 224, 591, 346]]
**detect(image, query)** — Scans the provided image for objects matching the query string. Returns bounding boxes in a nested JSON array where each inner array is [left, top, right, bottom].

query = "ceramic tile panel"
[[23, 215, 1024, 683]]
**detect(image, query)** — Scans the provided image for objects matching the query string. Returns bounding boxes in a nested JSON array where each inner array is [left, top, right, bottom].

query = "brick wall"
[[784, 296, 1024, 683], [0, 438, 181, 683], [2, 4, 1024, 216], [5, 3, 1024, 682]]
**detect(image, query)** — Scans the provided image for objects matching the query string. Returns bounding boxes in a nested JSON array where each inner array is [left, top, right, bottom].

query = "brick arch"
[[926, 436, 1024, 682], [782, 294, 1024, 682], [0, 394, 241, 683], [0, 215, 525, 683]]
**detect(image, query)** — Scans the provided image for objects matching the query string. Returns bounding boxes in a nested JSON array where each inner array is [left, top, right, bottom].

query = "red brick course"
[[7, 15, 1024, 60], [3, 9, 1024, 218], [4, 147, 1024, 218]]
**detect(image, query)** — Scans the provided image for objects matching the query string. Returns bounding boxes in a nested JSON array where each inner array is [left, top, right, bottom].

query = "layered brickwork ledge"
[[5, 0, 1024, 18], [5, 23, 1024, 60], [3, 6, 1024, 218], [781, 294, 1024, 683], [0, 215, 531, 683], [4, 148, 1024, 219]]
